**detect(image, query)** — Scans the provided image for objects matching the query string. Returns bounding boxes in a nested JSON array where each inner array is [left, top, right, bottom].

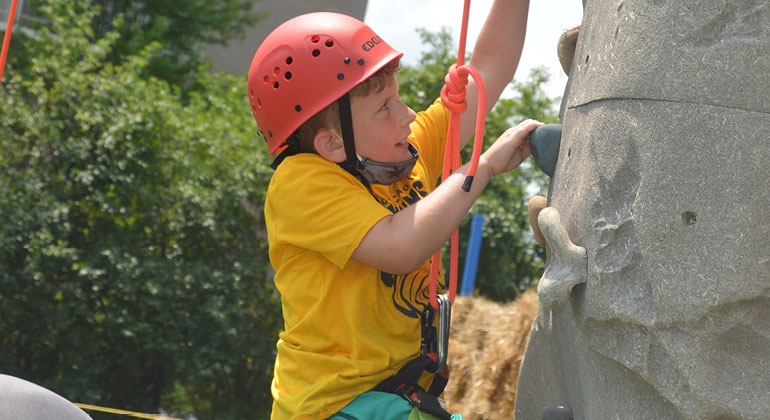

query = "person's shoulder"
[[279, 153, 335, 170], [272, 154, 339, 182], [268, 153, 361, 196]]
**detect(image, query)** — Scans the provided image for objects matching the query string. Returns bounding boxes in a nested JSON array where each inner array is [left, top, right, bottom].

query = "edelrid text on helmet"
[[362, 36, 383, 52], [247, 12, 403, 156]]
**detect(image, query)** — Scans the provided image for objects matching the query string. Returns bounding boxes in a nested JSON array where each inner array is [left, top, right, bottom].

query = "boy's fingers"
[[508, 121, 541, 146], [521, 119, 544, 134], [505, 119, 543, 144], [517, 118, 543, 127], [520, 142, 531, 158]]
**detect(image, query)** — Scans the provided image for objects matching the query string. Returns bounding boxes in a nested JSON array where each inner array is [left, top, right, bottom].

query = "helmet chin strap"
[[336, 93, 370, 186], [335, 93, 419, 186]]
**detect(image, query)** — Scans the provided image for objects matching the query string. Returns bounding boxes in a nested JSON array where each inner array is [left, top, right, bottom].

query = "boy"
[[247, 2, 539, 419]]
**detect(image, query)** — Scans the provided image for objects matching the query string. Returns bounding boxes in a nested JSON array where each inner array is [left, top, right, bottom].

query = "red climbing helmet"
[[248, 12, 403, 155]]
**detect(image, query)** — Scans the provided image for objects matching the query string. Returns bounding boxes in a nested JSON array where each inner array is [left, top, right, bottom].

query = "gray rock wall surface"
[[0, 374, 92, 420], [515, 0, 770, 419]]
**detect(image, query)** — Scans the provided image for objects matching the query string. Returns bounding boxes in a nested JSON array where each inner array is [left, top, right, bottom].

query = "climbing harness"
[[0, 0, 19, 85], [373, 351, 451, 420]]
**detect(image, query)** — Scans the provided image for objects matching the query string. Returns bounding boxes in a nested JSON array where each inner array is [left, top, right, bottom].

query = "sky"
[[364, 0, 584, 100]]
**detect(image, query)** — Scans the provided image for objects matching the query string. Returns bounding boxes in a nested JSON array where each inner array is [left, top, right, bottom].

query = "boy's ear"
[[314, 129, 347, 163]]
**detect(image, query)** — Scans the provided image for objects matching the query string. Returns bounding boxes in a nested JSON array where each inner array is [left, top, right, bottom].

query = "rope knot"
[[440, 64, 470, 113]]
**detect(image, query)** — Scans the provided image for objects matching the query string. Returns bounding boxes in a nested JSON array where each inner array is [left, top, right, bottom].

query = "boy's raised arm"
[[460, 0, 530, 147]]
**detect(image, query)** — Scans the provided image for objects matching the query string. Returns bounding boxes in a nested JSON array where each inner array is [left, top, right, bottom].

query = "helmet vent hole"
[[295, 105, 302, 112], [312, 49, 321, 57], [284, 72, 292, 80], [263, 75, 269, 84], [311, 35, 320, 43], [249, 89, 255, 98], [285, 56, 293, 65], [257, 98, 262, 108], [357, 58, 365, 65], [251, 104, 257, 113], [273, 67, 280, 75], [337, 73, 345, 80], [325, 39, 334, 48], [273, 81, 279, 89]]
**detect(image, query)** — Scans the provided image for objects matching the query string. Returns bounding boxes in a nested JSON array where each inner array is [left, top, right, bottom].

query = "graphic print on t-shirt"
[[379, 266, 446, 319], [374, 179, 429, 214], [374, 178, 445, 319]]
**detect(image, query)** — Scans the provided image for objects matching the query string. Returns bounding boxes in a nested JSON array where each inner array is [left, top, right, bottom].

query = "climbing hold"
[[542, 405, 573, 420], [537, 207, 586, 310], [528, 195, 548, 246], [530, 124, 562, 177], [557, 25, 580, 76]]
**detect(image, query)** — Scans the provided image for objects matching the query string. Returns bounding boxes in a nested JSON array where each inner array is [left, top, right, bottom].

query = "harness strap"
[[374, 304, 451, 418], [409, 389, 452, 420], [372, 353, 451, 420]]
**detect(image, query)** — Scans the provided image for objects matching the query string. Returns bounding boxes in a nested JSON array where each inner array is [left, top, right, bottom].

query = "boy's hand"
[[481, 119, 543, 177]]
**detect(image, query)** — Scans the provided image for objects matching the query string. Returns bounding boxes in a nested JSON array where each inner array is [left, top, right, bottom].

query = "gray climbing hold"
[[542, 405, 573, 420], [537, 207, 587, 310], [530, 124, 562, 177]]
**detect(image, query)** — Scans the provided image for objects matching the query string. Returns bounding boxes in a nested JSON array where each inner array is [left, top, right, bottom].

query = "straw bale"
[[443, 289, 538, 420]]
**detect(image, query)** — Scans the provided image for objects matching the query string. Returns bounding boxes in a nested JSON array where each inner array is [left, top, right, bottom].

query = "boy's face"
[[350, 74, 417, 163]]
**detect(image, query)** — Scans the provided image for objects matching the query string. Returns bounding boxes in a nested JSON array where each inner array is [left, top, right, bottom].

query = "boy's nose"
[[400, 104, 417, 126]]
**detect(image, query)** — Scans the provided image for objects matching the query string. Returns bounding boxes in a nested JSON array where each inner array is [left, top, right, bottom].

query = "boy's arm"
[[459, 0, 530, 147], [351, 119, 540, 274]]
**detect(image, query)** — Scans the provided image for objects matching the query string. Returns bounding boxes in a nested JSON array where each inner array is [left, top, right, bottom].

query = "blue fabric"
[[328, 392, 411, 420], [328, 391, 464, 420]]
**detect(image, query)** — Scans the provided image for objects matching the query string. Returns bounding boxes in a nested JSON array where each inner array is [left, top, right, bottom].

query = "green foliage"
[[0, 1, 278, 418], [398, 28, 460, 111], [398, 28, 560, 301], [27, 0, 265, 86]]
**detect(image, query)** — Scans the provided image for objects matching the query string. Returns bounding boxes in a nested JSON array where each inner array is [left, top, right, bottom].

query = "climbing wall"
[[515, 0, 770, 419]]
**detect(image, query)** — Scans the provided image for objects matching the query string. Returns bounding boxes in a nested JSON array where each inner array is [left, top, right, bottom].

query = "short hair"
[[294, 58, 402, 153]]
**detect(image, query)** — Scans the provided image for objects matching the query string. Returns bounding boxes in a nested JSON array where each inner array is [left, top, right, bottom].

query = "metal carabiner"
[[435, 293, 451, 372]]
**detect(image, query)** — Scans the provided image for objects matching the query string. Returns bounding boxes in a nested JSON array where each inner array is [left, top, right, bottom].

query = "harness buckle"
[[420, 305, 437, 357], [435, 293, 451, 372], [420, 294, 451, 373]]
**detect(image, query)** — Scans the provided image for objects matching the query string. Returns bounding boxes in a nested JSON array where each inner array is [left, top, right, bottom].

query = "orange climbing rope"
[[429, 0, 487, 310], [0, 0, 19, 85]]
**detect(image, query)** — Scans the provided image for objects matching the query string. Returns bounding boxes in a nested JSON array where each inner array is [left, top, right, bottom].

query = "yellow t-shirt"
[[265, 99, 451, 419]]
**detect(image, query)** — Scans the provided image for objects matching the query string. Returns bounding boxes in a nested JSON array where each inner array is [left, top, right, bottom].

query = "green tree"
[[26, 0, 265, 86], [398, 28, 560, 301], [0, 1, 278, 418]]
